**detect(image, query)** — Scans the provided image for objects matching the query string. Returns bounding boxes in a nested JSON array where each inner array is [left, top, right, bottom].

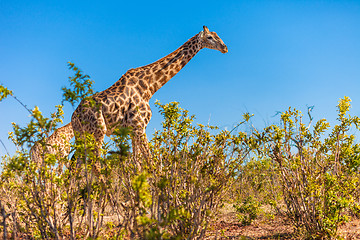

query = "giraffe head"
[[199, 26, 228, 54]]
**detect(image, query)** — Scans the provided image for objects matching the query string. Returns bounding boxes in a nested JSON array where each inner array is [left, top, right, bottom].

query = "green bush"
[[0, 63, 257, 239], [1, 64, 360, 240], [108, 101, 257, 239], [233, 196, 261, 225], [261, 97, 360, 239]]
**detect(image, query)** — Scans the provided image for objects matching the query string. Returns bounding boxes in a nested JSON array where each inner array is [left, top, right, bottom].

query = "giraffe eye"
[[207, 36, 213, 40]]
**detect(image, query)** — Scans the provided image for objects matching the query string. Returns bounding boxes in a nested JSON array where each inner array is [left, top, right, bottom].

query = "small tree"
[[0, 65, 259, 239], [108, 101, 257, 239], [263, 97, 360, 239]]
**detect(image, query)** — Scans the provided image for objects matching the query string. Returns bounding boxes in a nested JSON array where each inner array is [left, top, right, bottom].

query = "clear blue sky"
[[1, 0, 360, 156]]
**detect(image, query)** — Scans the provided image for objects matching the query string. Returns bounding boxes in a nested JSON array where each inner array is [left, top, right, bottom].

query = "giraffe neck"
[[139, 33, 203, 97]]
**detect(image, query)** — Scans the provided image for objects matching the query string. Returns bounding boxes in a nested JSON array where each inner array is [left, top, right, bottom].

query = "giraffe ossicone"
[[31, 26, 228, 162]]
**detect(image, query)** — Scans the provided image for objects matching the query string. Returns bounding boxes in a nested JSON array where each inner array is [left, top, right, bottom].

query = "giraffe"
[[30, 122, 74, 164], [70, 26, 228, 159]]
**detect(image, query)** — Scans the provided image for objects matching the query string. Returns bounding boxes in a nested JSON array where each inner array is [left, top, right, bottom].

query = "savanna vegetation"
[[0, 63, 359, 239]]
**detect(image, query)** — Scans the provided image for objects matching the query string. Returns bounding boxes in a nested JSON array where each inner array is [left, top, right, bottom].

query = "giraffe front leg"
[[131, 128, 151, 173], [132, 130, 151, 158], [127, 101, 152, 169], [71, 106, 107, 182]]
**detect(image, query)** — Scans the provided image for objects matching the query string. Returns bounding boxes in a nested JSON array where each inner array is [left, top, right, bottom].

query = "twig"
[[0, 200, 10, 240], [11, 95, 33, 115], [0, 138, 10, 156]]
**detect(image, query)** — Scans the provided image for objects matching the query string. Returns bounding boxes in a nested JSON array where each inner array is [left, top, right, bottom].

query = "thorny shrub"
[[260, 97, 360, 239], [0, 64, 257, 239], [1, 63, 360, 239]]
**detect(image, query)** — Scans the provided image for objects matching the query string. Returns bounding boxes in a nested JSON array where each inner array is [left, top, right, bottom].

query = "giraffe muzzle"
[[221, 46, 228, 54]]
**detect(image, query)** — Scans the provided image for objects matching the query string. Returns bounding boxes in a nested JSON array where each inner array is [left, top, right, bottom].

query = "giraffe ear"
[[203, 26, 210, 33]]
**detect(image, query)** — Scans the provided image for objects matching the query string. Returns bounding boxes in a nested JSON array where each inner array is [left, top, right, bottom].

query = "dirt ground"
[[9, 205, 360, 239], [205, 205, 360, 240]]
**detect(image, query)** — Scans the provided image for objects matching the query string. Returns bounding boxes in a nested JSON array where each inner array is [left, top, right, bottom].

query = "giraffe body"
[[71, 26, 228, 155]]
